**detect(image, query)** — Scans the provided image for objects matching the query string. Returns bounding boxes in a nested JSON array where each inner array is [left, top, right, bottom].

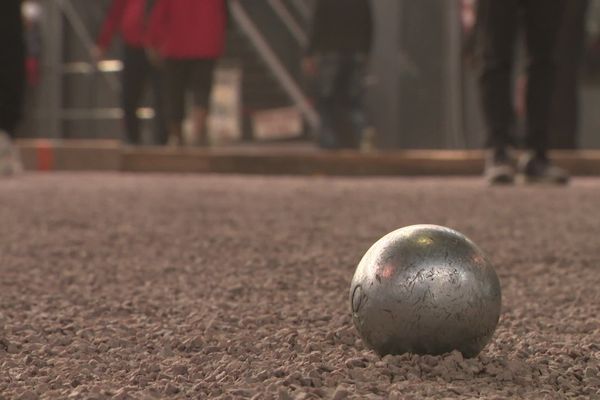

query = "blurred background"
[[16, 0, 600, 149]]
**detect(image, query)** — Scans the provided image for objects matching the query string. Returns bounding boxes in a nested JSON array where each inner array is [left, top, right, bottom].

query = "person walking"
[[303, 0, 373, 150], [478, 0, 569, 184], [146, 0, 228, 146], [95, 0, 168, 145], [0, 0, 26, 175]]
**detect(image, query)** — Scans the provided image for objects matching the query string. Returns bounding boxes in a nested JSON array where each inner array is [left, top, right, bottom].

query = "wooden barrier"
[[15, 140, 600, 176], [18, 140, 122, 172]]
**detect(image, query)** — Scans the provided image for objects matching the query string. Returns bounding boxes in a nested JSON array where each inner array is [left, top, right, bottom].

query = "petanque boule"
[[350, 224, 501, 358]]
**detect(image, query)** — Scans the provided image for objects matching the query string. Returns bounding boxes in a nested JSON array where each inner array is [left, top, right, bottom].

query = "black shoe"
[[484, 148, 516, 185], [517, 152, 569, 185]]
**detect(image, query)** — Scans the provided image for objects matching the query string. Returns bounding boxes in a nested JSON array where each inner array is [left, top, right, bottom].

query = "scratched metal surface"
[[351, 225, 501, 357]]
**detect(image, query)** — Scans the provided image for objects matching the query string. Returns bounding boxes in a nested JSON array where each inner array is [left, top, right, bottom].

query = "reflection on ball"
[[350, 225, 501, 358]]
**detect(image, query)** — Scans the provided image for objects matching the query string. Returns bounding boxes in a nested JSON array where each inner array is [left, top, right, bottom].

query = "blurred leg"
[[523, 0, 564, 155], [315, 53, 341, 149], [548, 0, 588, 149], [149, 60, 169, 145], [0, 0, 25, 136], [0, 0, 25, 175], [478, 0, 519, 150], [337, 53, 369, 149], [165, 59, 188, 146], [189, 59, 216, 146], [121, 45, 148, 145], [190, 108, 208, 146]]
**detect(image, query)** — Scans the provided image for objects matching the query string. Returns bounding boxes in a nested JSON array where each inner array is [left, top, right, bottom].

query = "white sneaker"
[[0, 131, 23, 176], [484, 147, 516, 185], [517, 152, 569, 185]]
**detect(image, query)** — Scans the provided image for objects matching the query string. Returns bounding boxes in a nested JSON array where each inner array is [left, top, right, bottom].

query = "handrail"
[[58, 0, 120, 93], [266, 0, 308, 48], [288, 0, 311, 22], [231, 0, 320, 130], [60, 107, 154, 120]]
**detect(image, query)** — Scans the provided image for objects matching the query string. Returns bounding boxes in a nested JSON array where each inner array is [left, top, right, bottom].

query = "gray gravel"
[[0, 173, 599, 399]]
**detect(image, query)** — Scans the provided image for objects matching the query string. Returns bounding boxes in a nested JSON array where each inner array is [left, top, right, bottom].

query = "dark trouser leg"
[[150, 62, 169, 145], [548, 0, 588, 149], [315, 53, 342, 149], [121, 45, 148, 144], [523, 0, 565, 154], [165, 59, 189, 143], [336, 53, 368, 149], [0, 1, 25, 136], [0, 62, 25, 136], [478, 0, 519, 150], [190, 59, 216, 145]]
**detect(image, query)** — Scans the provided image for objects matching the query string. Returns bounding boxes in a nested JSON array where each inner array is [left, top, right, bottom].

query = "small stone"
[[585, 367, 597, 378], [7, 343, 18, 354], [332, 386, 350, 400], [204, 346, 220, 354], [307, 351, 322, 363], [160, 345, 174, 357], [229, 388, 255, 397], [36, 383, 49, 394], [113, 388, 133, 400], [146, 363, 160, 373], [277, 388, 293, 400], [67, 388, 85, 399], [88, 391, 108, 400], [255, 370, 269, 380], [163, 383, 179, 395], [17, 391, 38, 400], [170, 364, 188, 376], [183, 336, 204, 351], [445, 350, 464, 364], [585, 377, 600, 387], [344, 357, 367, 368]]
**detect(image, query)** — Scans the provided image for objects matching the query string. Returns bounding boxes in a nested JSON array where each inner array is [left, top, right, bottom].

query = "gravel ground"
[[0, 173, 599, 399]]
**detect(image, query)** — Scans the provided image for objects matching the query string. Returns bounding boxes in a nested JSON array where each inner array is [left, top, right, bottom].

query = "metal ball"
[[350, 225, 501, 358]]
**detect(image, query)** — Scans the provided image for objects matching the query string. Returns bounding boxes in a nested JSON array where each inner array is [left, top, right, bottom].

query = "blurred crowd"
[[1, 0, 600, 184], [95, 0, 229, 147]]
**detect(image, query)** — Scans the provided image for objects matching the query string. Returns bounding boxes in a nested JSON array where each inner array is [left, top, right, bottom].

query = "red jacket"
[[96, 0, 149, 50], [147, 0, 227, 59]]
